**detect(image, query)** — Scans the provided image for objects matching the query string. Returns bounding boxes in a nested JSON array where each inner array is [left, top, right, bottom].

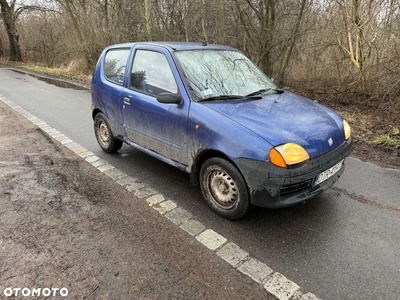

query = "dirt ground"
[[0, 101, 272, 299]]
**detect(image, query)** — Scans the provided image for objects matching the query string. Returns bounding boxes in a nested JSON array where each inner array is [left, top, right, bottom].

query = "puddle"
[[36, 76, 88, 90], [10, 68, 88, 90]]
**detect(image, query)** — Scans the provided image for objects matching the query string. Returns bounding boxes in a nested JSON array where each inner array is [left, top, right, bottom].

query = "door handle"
[[123, 97, 131, 104]]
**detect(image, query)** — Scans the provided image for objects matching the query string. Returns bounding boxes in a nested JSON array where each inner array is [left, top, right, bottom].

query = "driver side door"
[[121, 47, 189, 165]]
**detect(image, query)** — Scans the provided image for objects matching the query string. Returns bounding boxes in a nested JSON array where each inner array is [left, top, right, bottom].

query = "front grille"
[[279, 180, 313, 197]]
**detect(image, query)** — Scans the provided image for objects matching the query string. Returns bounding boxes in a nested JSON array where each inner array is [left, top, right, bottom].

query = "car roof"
[[106, 41, 236, 52]]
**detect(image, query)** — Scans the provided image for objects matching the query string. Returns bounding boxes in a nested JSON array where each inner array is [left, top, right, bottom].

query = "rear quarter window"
[[104, 48, 130, 85]]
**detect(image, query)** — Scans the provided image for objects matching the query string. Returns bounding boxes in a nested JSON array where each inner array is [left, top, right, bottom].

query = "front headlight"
[[343, 120, 351, 140], [269, 143, 310, 168]]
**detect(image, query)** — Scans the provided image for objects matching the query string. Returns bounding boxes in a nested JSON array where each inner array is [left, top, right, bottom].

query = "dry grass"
[[6, 61, 92, 82]]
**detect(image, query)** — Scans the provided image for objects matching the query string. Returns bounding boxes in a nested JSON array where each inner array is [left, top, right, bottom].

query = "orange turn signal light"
[[269, 147, 287, 168], [269, 143, 310, 168]]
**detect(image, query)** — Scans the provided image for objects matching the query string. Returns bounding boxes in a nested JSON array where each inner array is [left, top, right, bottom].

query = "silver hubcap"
[[209, 169, 239, 209]]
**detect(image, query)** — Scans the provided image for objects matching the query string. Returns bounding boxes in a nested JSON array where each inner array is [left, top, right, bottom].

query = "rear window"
[[104, 48, 130, 85]]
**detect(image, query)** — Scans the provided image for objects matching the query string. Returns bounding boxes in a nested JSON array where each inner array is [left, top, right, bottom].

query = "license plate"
[[314, 159, 344, 186]]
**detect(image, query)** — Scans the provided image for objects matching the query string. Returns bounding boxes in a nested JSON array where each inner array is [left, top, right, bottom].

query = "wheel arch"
[[92, 108, 102, 120], [190, 150, 243, 186]]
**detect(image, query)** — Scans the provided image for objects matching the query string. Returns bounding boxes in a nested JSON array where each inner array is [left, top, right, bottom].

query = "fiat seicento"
[[91, 42, 353, 219]]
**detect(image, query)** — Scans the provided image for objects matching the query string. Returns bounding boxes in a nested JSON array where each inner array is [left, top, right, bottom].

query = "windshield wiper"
[[199, 94, 266, 102], [245, 88, 284, 97], [198, 95, 244, 102]]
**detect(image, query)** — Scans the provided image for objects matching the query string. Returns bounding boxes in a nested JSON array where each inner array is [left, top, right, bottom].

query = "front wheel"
[[200, 158, 252, 220], [94, 113, 123, 153]]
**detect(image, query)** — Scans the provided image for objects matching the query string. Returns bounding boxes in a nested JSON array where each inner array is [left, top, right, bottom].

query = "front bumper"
[[234, 137, 353, 208]]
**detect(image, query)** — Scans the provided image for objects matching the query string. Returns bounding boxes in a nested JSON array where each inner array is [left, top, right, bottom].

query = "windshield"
[[174, 49, 276, 101]]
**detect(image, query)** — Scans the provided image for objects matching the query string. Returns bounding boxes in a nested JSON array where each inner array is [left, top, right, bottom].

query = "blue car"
[[91, 42, 353, 219]]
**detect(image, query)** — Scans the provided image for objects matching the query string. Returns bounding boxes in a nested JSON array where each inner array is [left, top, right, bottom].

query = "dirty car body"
[[91, 42, 353, 219]]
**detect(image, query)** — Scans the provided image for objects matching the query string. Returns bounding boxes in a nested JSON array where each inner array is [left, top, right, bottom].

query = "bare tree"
[[231, 0, 310, 86], [276, 0, 308, 85], [231, 0, 276, 76], [327, 0, 386, 90], [0, 0, 23, 61], [0, 0, 51, 61], [19, 10, 67, 67]]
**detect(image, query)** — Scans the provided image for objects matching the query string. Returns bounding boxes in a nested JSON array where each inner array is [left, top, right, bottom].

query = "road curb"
[[1, 94, 321, 300]]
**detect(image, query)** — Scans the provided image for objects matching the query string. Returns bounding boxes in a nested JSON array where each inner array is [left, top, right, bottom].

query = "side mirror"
[[156, 92, 183, 105]]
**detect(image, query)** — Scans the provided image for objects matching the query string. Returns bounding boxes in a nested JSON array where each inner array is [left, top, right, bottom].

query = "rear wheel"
[[94, 113, 123, 153], [200, 158, 252, 220]]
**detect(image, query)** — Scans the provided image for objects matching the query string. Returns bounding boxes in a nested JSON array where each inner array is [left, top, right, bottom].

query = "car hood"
[[203, 91, 345, 158]]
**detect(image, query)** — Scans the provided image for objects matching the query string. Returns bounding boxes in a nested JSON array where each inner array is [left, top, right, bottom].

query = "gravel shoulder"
[[0, 100, 270, 299]]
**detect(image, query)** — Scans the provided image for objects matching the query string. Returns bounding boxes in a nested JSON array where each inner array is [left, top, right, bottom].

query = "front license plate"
[[314, 159, 344, 186]]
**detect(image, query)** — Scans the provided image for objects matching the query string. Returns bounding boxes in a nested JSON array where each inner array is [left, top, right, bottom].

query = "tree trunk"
[[0, 0, 23, 61], [200, 0, 208, 42], [144, 0, 152, 41], [276, 0, 307, 86], [0, 37, 4, 57]]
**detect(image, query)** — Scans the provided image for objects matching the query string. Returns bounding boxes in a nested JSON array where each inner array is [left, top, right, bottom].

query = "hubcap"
[[98, 121, 110, 146], [209, 169, 239, 209]]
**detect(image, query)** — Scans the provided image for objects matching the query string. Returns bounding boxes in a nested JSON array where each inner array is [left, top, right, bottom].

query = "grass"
[[6, 62, 92, 82], [372, 127, 400, 148]]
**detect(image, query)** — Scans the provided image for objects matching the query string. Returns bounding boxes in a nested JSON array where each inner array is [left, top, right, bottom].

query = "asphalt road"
[[1, 67, 399, 299]]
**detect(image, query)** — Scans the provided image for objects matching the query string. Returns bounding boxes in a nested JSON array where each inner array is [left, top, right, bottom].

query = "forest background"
[[1, 0, 399, 156]]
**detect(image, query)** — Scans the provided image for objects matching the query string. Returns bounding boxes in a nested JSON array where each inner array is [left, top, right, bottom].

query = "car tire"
[[200, 157, 252, 220], [94, 113, 123, 153]]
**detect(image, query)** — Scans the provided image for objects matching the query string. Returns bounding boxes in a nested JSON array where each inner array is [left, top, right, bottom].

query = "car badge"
[[328, 138, 333, 146]]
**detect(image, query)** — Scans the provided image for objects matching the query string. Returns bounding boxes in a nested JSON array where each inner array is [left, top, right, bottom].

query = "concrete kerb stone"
[[85, 155, 100, 164], [54, 135, 69, 142], [165, 207, 193, 225], [125, 182, 146, 193], [78, 151, 95, 159], [180, 219, 206, 236], [116, 176, 143, 187], [60, 138, 74, 145], [152, 200, 178, 215], [44, 128, 60, 135], [0, 94, 322, 300], [133, 186, 158, 198], [298, 292, 322, 300], [27, 116, 40, 122], [216, 242, 249, 267], [195, 229, 227, 251], [146, 194, 165, 206], [90, 159, 108, 168], [39, 124, 52, 131], [64, 142, 81, 150], [97, 164, 114, 173], [263, 272, 300, 300], [237, 257, 273, 284], [51, 133, 66, 139], [72, 146, 88, 155], [104, 168, 128, 181]]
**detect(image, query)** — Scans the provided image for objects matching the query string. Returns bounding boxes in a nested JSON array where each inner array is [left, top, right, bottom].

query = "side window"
[[130, 50, 178, 96], [104, 48, 130, 85]]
